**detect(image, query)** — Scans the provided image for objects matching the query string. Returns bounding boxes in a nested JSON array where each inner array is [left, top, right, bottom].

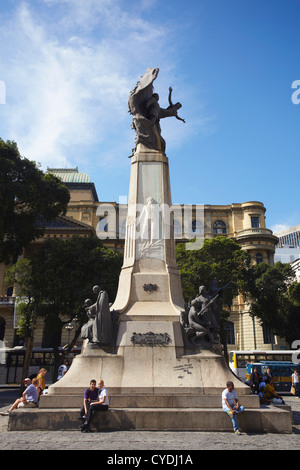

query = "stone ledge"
[[40, 394, 260, 409], [8, 407, 292, 434]]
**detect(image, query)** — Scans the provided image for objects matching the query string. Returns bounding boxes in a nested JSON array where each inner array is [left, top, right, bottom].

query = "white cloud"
[[0, 0, 213, 172], [271, 224, 291, 234]]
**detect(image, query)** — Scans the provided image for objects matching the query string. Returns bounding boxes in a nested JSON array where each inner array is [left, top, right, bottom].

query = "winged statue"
[[128, 67, 185, 154]]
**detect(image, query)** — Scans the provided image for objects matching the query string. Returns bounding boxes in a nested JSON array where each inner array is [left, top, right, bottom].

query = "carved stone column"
[[111, 144, 185, 322]]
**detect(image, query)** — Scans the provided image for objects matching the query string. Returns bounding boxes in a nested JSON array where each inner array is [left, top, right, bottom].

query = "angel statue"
[[128, 67, 185, 154]]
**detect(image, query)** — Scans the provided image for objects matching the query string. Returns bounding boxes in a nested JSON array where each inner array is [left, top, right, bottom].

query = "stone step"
[[8, 406, 292, 433], [39, 393, 260, 409]]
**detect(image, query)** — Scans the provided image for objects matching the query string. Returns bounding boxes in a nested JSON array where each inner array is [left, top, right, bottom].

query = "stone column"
[[111, 144, 185, 322]]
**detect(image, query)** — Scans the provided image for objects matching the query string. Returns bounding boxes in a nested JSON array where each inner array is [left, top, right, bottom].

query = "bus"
[[228, 350, 299, 382], [0, 346, 81, 385]]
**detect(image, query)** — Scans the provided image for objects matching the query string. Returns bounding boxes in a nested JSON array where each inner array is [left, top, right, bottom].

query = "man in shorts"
[[0, 378, 39, 415]]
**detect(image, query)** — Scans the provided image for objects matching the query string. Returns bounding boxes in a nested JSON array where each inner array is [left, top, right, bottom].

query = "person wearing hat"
[[0, 378, 39, 415]]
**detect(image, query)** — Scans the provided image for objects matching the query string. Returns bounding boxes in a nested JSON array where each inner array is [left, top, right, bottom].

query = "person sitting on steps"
[[81, 379, 109, 433]]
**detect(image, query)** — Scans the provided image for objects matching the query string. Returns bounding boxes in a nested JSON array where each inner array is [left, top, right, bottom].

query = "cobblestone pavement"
[[0, 389, 299, 451]]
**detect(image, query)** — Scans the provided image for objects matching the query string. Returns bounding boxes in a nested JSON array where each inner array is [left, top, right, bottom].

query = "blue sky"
[[0, 0, 299, 233]]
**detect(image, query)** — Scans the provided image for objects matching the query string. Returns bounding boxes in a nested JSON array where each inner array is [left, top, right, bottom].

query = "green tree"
[[6, 237, 123, 381], [246, 261, 300, 345], [5, 258, 40, 389], [176, 236, 251, 305], [176, 236, 251, 354], [0, 139, 70, 263]]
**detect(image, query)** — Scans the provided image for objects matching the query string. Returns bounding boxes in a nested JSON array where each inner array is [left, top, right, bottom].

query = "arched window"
[[255, 253, 263, 264], [213, 220, 227, 234]]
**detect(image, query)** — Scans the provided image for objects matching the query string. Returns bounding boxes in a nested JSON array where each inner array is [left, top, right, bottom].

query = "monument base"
[[45, 318, 248, 396], [7, 316, 291, 433]]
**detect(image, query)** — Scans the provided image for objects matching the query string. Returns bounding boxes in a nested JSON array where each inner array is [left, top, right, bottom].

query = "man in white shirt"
[[222, 381, 245, 435], [57, 361, 68, 380], [292, 370, 300, 397], [81, 379, 109, 432]]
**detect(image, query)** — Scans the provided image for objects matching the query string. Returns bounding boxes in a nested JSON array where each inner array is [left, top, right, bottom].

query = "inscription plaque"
[[131, 331, 171, 346]]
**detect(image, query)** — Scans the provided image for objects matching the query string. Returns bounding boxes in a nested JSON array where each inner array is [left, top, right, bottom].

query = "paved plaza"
[[0, 388, 299, 451]]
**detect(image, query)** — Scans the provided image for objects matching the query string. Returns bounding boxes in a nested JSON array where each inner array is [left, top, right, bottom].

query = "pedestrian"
[[79, 379, 99, 427], [222, 381, 245, 435], [36, 368, 47, 397], [57, 361, 68, 380], [258, 384, 270, 405], [81, 379, 109, 433], [0, 378, 39, 415], [265, 378, 285, 404], [292, 369, 300, 398], [250, 366, 261, 394]]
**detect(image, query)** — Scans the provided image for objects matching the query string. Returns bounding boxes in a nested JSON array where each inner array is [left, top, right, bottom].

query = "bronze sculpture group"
[[181, 280, 232, 346]]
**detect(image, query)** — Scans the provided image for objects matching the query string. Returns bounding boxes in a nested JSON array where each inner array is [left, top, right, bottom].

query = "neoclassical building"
[[0, 167, 285, 356]]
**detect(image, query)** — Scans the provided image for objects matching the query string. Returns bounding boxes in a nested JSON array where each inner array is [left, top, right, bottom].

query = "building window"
[[251, 216, 260, 228], [192, 219, 204, 234], [6, 286, 13, 297], [224, 321, 235, 345], [174, 220, 182, 237], [98, 218, 108, 232], [0, 317, 6, 342], [120, 219, 126, 235], [213, 220, 226, 234], [263, 325, 275, 345], [255, 253, 264, 264]]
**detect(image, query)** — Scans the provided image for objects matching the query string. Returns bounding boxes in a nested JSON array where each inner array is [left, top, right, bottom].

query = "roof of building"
[[36, 214, 95, 232], [274, 224, 300, 237], [46, 167, 99, 202], [46, 167, 91, 184]]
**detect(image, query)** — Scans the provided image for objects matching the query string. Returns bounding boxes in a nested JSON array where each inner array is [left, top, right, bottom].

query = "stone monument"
[[47, 67, 245, 395], [9, 68, 292, 433]]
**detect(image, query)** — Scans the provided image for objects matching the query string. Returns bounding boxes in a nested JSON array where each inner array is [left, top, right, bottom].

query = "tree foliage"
[[0, 139, 70, 263], [176, 236, 251, 306], [176, 237, 300, 346], [246, 261, 300, 345], [6, 236, 123, 378], [29, 236, 123, 321], [176, 236, 251, 353], [7, 237, 123, 335]]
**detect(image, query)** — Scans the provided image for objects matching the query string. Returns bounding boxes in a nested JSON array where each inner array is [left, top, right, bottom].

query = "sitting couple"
[[79, 379, 109, 432]]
